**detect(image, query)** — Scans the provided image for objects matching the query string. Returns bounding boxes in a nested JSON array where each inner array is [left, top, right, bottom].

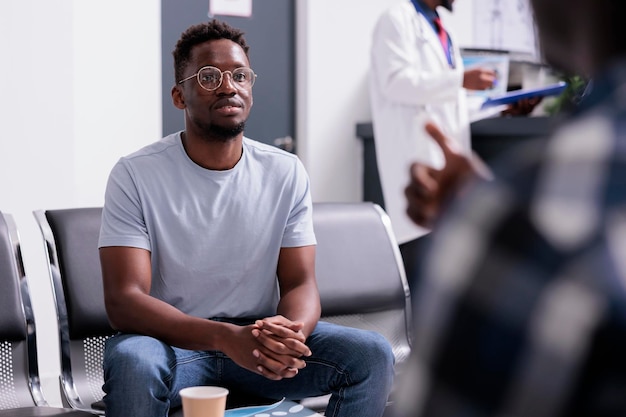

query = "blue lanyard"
[[410, 0, 455, 68]]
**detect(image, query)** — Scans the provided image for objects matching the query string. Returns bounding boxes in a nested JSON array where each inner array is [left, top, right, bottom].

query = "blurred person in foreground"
[[395, 0, 626, 416]]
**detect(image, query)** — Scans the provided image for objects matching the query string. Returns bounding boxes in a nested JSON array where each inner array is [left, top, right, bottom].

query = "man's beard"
[[205, 122, 246, 142], [441, 0, 453, 11]]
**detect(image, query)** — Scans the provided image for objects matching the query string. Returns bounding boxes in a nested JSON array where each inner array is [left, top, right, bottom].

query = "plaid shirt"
[[393, 60, 626, 417]]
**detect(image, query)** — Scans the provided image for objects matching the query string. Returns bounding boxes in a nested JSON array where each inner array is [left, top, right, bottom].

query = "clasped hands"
[[225, 315, 312, 381]]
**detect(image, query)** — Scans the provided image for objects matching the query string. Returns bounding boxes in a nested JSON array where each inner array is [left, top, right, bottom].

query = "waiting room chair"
[[34, 208, 112, 415], [34, 208, 194, 417], [34, 203, 412, 415], [0, 210, 97, 417], [301, 202, 413, 412]]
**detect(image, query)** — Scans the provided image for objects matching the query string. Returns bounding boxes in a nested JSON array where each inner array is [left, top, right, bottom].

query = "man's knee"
[[364, 331, 395, 372], [104, 334, 172, 382]]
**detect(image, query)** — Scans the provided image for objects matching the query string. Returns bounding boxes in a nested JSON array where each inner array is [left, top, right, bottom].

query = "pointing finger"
[[424, 122, 458, 161]]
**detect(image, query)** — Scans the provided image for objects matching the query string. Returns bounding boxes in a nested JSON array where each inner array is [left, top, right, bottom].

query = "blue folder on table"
[[225, 398, 322, 417], [481, 81, 567, 109]]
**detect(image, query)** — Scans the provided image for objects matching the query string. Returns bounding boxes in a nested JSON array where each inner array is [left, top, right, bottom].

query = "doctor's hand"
[[404, 122, 493, 229], [502, 96, 543, 116], [463, 68, 496, 91]]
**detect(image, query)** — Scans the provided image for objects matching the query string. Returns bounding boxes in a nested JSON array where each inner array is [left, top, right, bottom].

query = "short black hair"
[[172, 19, 250, 83]]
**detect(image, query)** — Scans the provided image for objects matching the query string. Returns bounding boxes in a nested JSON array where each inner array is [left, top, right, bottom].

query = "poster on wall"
[[473, 0, 538, 59], [209, 0, 252, 17]]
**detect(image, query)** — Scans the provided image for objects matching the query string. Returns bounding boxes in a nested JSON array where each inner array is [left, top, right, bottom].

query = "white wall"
[[296, 0, 396, 203], [0, 0, 161, 405], [0, 0, 476, 406]]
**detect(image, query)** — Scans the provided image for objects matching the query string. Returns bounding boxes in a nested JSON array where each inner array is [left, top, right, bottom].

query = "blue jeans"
[[102, 321, 395, 417]]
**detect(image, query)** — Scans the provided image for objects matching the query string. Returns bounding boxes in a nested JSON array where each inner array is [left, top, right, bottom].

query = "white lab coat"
[[369, 1, 470, 244]]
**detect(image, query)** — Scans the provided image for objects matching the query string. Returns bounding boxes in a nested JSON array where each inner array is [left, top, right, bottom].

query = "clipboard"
[[481, 81, 567, 109]]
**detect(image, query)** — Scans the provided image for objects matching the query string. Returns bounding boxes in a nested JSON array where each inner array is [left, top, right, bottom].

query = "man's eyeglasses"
[[178, 66, 257, 91]]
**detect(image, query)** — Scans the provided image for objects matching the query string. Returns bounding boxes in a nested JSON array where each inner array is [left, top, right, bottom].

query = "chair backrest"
[[313, 202, 412, 359], [34, 208, 112, 414], [315, 201, 412, 377], [0, 211, 47, 409], [298, 202, 413, 412]]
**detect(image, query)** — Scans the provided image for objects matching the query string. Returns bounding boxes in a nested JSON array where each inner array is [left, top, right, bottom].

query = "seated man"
[[395, 0, 626, 415], [98, 19, 394, 417]]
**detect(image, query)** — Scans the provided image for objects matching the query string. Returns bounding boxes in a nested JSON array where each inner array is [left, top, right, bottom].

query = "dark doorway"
[[161, 0, 295, 149]]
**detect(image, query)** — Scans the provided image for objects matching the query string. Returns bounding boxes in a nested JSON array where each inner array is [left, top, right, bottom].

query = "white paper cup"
[[180, 386, 229, 417]]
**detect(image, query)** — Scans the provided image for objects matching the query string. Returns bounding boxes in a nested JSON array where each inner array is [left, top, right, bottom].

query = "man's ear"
[[172, 85, 186, 109]]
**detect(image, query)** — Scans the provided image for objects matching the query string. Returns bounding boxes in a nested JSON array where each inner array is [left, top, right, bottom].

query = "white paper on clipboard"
[[209, 0, 252, 18]]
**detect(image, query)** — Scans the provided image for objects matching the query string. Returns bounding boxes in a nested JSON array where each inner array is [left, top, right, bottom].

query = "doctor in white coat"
[[369, 0, 494, 291]]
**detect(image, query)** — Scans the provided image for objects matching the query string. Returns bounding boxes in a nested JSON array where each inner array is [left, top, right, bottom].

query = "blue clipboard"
[[481, 81, 567, 109]]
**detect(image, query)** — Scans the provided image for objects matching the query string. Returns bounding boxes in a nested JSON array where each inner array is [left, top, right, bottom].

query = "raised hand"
[[404, 122, 492, 228]]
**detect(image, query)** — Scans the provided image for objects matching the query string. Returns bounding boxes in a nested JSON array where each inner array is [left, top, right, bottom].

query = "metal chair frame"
[[0, 211, 96, 416]]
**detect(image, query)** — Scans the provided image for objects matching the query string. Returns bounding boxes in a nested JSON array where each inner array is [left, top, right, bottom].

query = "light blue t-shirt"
[[98, 132, 316, 319]]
